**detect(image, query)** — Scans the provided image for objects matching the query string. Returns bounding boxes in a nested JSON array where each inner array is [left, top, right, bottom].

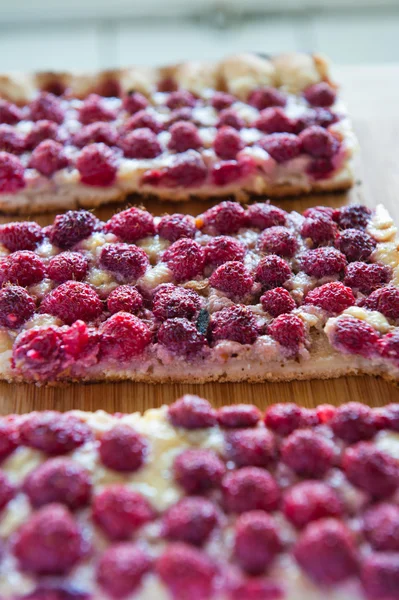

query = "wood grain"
[[1, 64, 399, 413]]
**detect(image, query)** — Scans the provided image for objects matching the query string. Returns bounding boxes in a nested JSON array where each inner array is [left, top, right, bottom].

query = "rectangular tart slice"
[[0, 53, 356, 213], [0, 395, 398, 599]]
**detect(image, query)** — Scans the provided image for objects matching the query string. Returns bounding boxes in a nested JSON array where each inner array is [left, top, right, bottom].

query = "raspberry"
[[166, 90, 197, 109], [0, 152, 25, 192], [343, 442, 399, 498], [78, 94, 116, 124], [334, 204, 372, 230], [0, 419, 19, 461], [0, 99, 22, 125], [361, 553, 399, 600], [29, 92, 65, 124], [281, 430, 334, 478], [123, 91, 149, 114], [50, 210, 98, 249], [254, 108, 294, 134], [255, 255, 292, 289], [157, 213, 196, 242], [99, 424, 147, 472], [216, 108, 245, 130], [344, 262, 391, 294], [124, 110, 162, 134], [173, 448, 225, 495], [226, 428, 276, 468], [12, 328, 65, 380], [246, 203, 287, 230], [229, 577, 283, 600], [218, 405, 261, 428], [76, 143, 117, 187], [296, 107, 338, 131], [152, 286, 201, 321], [100, 312, 151, 361], [300, 247, 347, 278], [72, 122, 118, 148], [222, 467, 280, 513], [3, 251, 46, 287], [24, 458, 91, 510], [299, 126, 338, 158], [330, 316, 380, 358], [305, 282, 355, 314], [40, 281, 102, 325], [294, 519, 358, 586], [0, 470, 14, 512], [29, 140, 69, 176], [306, 157, 335, 179], [304, 82, 337, 107], [248, 87, 287, 110], [47, 251, 88, 283], [336, 228, 376, 262], [204, 236, 246, 269], [99, 243, 149, 281], [97, 543, 152, 598], [20, 411, 91, 454], [379, 330, 399, 364], [366, 286, 399, 320], [157, 543, 216, 600], [163, 497, 218, 546], [168, 121, 202, 153], [258, 133, 302, 163], [363, 503, 399, 552], [378, 404, 399, 431], [213, 126, 243, 160], [258, 226, 298, 258], [283, 481, 343, 529], [166, 107, 193, 127], [316, 404, 336, 423], [209, 261, 254, 299], [145, 153, 208, 188], [261, 287, 296, 317], [158, 318, 206, 357], [0, 286, 35, 328], [211, 157, 254, 186], [199, 201, 246, 235], [162, 238, 205, 282], [211, 92, 235, 110], [268, 314, 305, 353], [210, 305, 259, 345], [234, 511, 282, 575], [303, 206, 335, 219], [168, 395, 217, 429], [107, 285, 143, 315], [330, 402, 377, 443], [0, 221, 43, 252], [105, 206, 155, 242], [265, 403, 304, 436], [120, 127, 162, 159], [0, 124, 25, 154], [93, 485, 155, 540], [300, 214, 338, 245]]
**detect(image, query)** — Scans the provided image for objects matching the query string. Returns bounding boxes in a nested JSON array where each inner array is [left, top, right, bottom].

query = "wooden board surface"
[[1, 63, 399, 414]]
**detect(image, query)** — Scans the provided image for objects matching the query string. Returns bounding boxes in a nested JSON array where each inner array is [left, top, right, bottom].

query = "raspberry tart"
[[0, 53, 356, 213]]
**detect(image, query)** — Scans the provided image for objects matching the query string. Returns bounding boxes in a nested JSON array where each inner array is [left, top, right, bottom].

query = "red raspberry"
[[265, 403, 304, 436], [199, 201, 246, 235], [0, 286, 35, 328], [49, 210, 99, 249], [72, 122, 118, 148], [99, 424, 147, 472], [157, 543, 216, 600], [168, 395, 217, 429], [229, 577, 284, 600], [254, 108, 294, 134], [0, 99, 23, 124], [344, 262, 391, 294], [234, 511, 282, 575], [305, 282, 355, 314], [60, 320, 99, 365], [294, 519, 358, 586], [213, 126, 243, 160], [211, 157, 255, 187], [0, 124, 25, 154], [3, 251, 46, 287], [47, 251, 89, 283], [157, 213, 196, 242], [379, 330, 399, 364], [120, 127, 162, 159], [210, 305, 259, 345], [0, 152, 25, 192], [343, 442, 399, 498], [165, 106, 193, 127], [330, 316, 380, 358], [100, 312, 151, 360], [226, 428, 276, 468], [330, 402, 377, 443], [78, 94, 116, 124], [216, 108, 245, 130], [300, 214, 338, 245], [168, 121, 202, 153], [0, 418, 19, 461], [296, 107, 339, 131], [158, 317, 206, 357], [29, 92, 65, 124], [107, 285, 143, 315], [378, 404, 399, 431], [258, 133, 302, 163], [40, 281, 102, 325], [173, 448, 225, 494], [306, 157, 335, 179], [211, 92, 235, 111], [105, 206, 155, 242], [363, 503, 399, 551], [124, 110, 163, 134], [97, 543, 152, 599], [281, 429, 334, 478], [163, 497, 218, 546], [258, 226, 298, 258], [166, 90, 197, 109], [0, 470, 14, 511], [222, 467, 280, 513], [152, 286, 201, 321], [12, 328, 65, 380], [283, 481, 343, 529], [24, 120, 60, 151], [122, 91, 149, 114], [248, 87, 286, 110], [261, 287, 296, 317], [361, 552, 399, 600], [336, 228, 377, 262], [316, 403, 336, 423], [268, 314, 305, 353], [20, 411, 91, 454], [246, 203, 287, 230], [29, 140, 69, 176], [300, 247, 347, 278], [366, 286, 399, 320], [145, 153, 207, 188], [99, 243, 149, 281], [0, 221, 43, 252], [218, 405, 261, 428], [299, 126, 338, 158], [255, 255, 292, 289], [76, 143, 117, 187], [303, 206, 335, 219], [209, 261, 254, 299], [162, 238, 205, 282], [304, 82, 336, 107], [23, 458, 91, 510], [334, 204, 372, 230], [14, 504, 85, 574], [204, 236, 246, 268]]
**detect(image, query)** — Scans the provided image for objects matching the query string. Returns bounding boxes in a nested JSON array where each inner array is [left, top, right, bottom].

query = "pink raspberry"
[[166, 106, 193, 127], [144, 153, 207, 188], [29, 140, 69, 176], [213, 126, 243, 160], [265, 403, 305, 436], [93, 485, 155, 540], [0, 99, 23, 124], [12, 328, 65, 380], [168, 121, 202, 153], [294, 519, 358, 586], [344, 262, 391, 294], [211, 91, 235, 110], [0, 471, 14, 511], [204, 236, 246, 268], [365, 286, 399, 320], [283, 481, 343, 529], [248, 87, 287, 110], [300, 214, 338, 245], [0, 418, 19, 461], [29, 92, 65, 124], [76, 143, 118, 187], [123, 110, 162, 134], [99, 424, 147, 472], [99, 243, 149, 281], [330, 402, 378, 443], [361, 552, 399, 600], [163, 497, 218, 546], [158, 317, 206, 357], [120, 127, 162, 159], [157, 213, 196, 242], [209, 261, 254, 299], [49, 210, 99, 249], [229, 577, 284, 600], [199, 201, 246, 235], [343, 442, 399, 498], [234, 511, 282, 575], [255, 255, 292, 289], [0, 286, 35, 328], [268, 314, 305, 353], [300, 247, 347, 278], [166, 90, 197, 110], [363, 503, 399, 551], [47, 251, 88, 283], [210, 305, 259, 345], [379, 330, 399, 364], [122, 91, 149, 114], [23, 458, 91, 510], [0, 221, 43, 252], [299, 126, 338, 158], [211, 157, 255, 186], [261, 287, 296, 317], [100, 312, 151, 361], [246, 203, 287, 230], [78, 93, 116, 124], [258, 226, 298, 258], [254, 108, 294, 134], [168, 395, 217, 429], [0, 152, 25, 192], [105, 206, 155, 242], [258, 133, 302, 163], [222, 467, 280, 513], [173, 448, 225, 494], [305, 281, 355, 314], [20, 411, 91, 454], [226, 428, 276, 468], [330, 316, 380, 358], [107, 285, 143, 315], [216, 108, 245, 130], [304, 82, 337, 107], [24, 120, 60, 151], [72, 122, 118, 148], [3, 250, 46, 287], [152, 286, 201, 321], [334, 204, 372, 230], [218, 405, 261, 428], [281, 429, 334, 477], [40, 281, 102, 325], [0, 124, 25, 154], [162, 238, 205, 282], [97, 543, 152, 599], [336, 229, 377, 262]]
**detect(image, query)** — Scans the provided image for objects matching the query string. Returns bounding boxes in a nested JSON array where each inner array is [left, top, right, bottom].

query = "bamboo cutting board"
[[1, 64, 399, 414]]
